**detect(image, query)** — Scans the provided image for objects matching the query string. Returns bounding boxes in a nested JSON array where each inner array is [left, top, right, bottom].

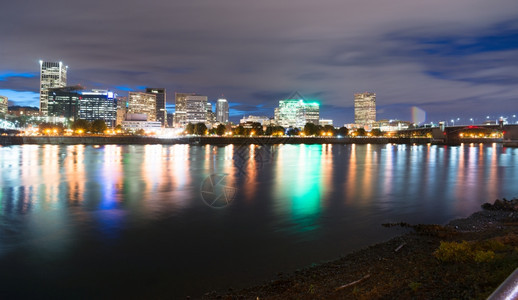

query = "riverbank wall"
[[0, 135, 504, 146]]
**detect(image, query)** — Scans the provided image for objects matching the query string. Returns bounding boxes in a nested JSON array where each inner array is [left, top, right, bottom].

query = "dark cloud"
[[0, 74, 39, 93], [1, 0, 517, 124]]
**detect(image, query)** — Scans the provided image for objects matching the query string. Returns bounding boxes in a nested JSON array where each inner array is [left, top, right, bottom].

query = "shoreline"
[[0, 135, 504, 146], [203, 199, 518, 299]]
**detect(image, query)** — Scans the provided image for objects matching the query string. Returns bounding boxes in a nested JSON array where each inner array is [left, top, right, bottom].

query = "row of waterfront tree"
[[184, 122, 386, 137], [38, 119, 110, 135], [36, 120, 391, 137]]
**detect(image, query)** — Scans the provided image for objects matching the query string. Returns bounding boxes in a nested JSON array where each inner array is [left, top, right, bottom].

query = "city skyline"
[[0, 1, 517, 125]]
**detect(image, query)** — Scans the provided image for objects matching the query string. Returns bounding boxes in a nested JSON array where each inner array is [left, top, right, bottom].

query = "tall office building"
[[39, 61, 67, 116], [146, 88, 167, 126], [116, 96, 127, 126], [185, 95, 208, 124], [173, 92, 195, 126], [206, 102, 216, 124], [216, 98, 229, 123], [128, 92, 157, 122], [275, 100, 299, 128], [79, 90, 117, 127], [46, 86, 81, 121], [300, 102, 319, 125], [173, 93, 207, 126], [0, 95, 7, 117], [46, 87, 117, 126], [274, 96, 319, 128], [354, 92, 376, 126]]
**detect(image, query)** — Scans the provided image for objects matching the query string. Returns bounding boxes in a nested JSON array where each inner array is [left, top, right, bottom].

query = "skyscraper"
[[274, 96, 319, 128], [146, 88, 167, 126], [39, 61, 67, 116], [216, 98, 229, 123], [300, 102, 319, 126], [128, 92, 157, 122], [206, 102, 216, 124], [116, 96, 127, 126], [46, 86, 81, 121], [173, 92, 195, 127], [79, 90, 117, 127], [275, 99, 300, 128], [354, 92, 376, 126], [174, 93, 207, 126], [185, 95, 208, 124], [46, 87, 117, 126]]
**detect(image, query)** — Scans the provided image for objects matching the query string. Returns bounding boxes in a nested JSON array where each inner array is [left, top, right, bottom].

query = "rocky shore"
[[204, 198, 518, 299]]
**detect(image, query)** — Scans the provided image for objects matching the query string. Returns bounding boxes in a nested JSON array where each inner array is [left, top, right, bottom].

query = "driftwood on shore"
[[334, 274, 371, 291], [394, 242, 406, 252]]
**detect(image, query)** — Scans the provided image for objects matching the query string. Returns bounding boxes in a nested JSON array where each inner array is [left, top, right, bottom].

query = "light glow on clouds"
[[0, 72, 36, 81]]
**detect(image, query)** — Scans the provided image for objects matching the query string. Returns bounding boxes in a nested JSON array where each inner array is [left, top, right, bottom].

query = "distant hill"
[[8, 105, 39, 111]]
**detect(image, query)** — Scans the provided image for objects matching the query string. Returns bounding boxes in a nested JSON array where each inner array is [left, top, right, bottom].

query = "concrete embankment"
[[0, 135, 503, 146]]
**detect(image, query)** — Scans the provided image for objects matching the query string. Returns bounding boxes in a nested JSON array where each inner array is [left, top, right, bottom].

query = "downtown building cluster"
[[37, 60, 322, 132], [37, 60, 231, 133], [1, 60, 394, 133], [38, 60, 170, 132]]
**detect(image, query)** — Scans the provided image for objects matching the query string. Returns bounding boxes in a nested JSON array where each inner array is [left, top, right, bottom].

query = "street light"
[[470, 118, 474, 124], [451, 119, 455, 126]]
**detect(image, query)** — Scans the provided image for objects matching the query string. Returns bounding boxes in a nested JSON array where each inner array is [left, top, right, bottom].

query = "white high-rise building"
[[173, 93, 210, 126], [216, 98, 229, 123], [39, 61, 67, 116], [354, 92, 376, 126], [173, 92, 194, 127], [128, 92, 157, 122]]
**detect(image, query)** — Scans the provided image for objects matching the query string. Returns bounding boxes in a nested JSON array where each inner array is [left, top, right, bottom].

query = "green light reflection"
[[273, 145, 326, 233]]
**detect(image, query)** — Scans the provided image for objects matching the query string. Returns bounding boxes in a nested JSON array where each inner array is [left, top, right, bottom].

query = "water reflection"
[[64, 145, 86, 204], [272, 145, 326, 234], [345, 144, 357, 203], [243, 145, 258, 202], [1, 143, 518, 297], [0, 144, 516, 219], [101, 145, 123, 209]]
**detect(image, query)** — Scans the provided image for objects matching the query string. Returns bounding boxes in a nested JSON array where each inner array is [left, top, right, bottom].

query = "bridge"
[[398, 124, 518, 145], [0, 119, 20, 135]]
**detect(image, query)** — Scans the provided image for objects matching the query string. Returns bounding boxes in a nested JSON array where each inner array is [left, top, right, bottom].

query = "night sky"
[[1, 0, 517, 125]]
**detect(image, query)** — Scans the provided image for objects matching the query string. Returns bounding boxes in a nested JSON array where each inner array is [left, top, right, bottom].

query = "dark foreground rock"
[[204, 199, 518, 299], [481, 197, 518, 211]]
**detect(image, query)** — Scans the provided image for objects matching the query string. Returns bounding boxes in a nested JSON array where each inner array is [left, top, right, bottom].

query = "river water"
[[1, 143, 517, 298]]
